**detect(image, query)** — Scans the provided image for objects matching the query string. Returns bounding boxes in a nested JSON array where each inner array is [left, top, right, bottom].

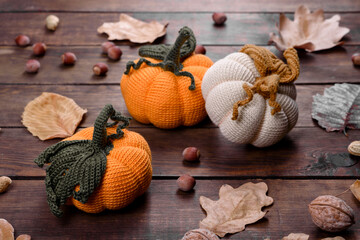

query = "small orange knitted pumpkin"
[[35, 105, 152, 217], [121, 26, 213, 129]]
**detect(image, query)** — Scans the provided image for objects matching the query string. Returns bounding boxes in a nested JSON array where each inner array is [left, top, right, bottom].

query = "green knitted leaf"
[[35, 104, 131, 217]]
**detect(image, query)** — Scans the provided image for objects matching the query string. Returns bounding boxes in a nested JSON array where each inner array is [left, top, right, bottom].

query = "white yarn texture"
[[202, 52, 298, 147]]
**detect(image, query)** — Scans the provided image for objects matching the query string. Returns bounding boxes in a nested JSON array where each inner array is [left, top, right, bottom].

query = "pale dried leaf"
[[282, 233, 309, 240], [22, 92, 87, 140], [97, 14, 168, 43], [0, 218, 14, 240], [321, 237, 345, 240], [350, 180, 360, 202], [312, 83, 360, 133], [269, 5, 349, 52], [181, 228, 219, 240], [16, 235, 31, 240], [199, 182, 273, 237]]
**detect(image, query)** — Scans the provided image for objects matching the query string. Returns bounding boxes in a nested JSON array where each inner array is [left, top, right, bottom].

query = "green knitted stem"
[[34, 104, 131, 217], [124, 26, 197, 90]]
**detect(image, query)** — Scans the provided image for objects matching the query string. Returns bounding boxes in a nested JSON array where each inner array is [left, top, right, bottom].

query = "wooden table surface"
[[0, 1, 359, 239]]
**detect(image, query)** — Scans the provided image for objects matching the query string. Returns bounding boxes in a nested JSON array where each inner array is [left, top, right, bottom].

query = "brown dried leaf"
[[22, 92, 87, 140], [350, 180, 360, 202], [199, 182, 273, 237], [269, 5, 350, 52], [282, 233, 309, 240], [97, 14, 168, 43], [0, 218, 14, 240], [321, 237, 345, 240]]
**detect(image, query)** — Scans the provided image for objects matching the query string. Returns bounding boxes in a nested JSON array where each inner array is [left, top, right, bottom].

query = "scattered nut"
[[177, 174, 196, 192], [61, 52, 77, 65], [0, 219, 14, 240], [212, 12, 227, 25], [25, 59, 40, 73], [32, 42, 46, 56], [182, 147, 200, 162], [195, 45, 206, 55], [321, 237, 345, 240], [107, 46, 122, 61], [352, 53, 360, 66], [45, 15, 59, 31], [101, 41, 115, 54], [0, 176, 12, 193], [182, 228, 219, 240], [309, 195, 355, 232], [16, 234, 31, 240], [93, 63, 109, 76], [348, 140, 360, 156], [15, 35, 30, 47]]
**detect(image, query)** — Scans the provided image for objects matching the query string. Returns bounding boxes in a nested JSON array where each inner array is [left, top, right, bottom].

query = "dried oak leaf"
[[22, 92, 87, 140], [350, 180, 360, 202], [97, 14, 168, 43], [269, 5, 350, 52], [282, 233, 309, 240], [312, 83, 360, 134], [199, 182, 273, 237], [0, 218, 14, 240]]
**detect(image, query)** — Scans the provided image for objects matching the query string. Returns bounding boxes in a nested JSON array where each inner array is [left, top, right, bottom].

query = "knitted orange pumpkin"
[[121, 26, 213, 129], [35, 105, 152, 217]]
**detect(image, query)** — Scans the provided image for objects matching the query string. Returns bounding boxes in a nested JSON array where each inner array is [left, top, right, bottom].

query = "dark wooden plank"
[[0, 0, 359, 13], [1, 46, 359, 85], [0, 180, 358, 239], [1, 127, 359, 177], [0, 85, 332, 128], [0, 13, 358, 46]]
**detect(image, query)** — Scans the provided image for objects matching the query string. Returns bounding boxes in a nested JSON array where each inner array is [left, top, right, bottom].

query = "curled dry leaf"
[[321, 237, 345, 240], [22, 92, 87, 140], [350, 180, 360, 202], [0, 176, 12, 193], [16, 235, 31, 240], [269, 5, 349, 52], [0, 218, 14, 240], [282, 233, 309, 240], [312, 83, 360, 134], [97, 14, 168, 43], [181, 228, 219, 240], [199, 182, 273, 237]]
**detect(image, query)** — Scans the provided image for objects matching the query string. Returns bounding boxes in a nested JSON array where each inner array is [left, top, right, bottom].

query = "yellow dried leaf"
[[22, 92, 87, 140], [0, 218, 14, 240], [199, 182, 273, 237], [269, 5, 349, 52], [97, 14, 168, 43], [350, 180, 360, 202], [282, 233, 309, 240], [321, 237, 345, 240]]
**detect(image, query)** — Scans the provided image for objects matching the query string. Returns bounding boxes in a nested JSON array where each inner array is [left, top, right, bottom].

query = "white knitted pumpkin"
[[202, 45, 300, 147]]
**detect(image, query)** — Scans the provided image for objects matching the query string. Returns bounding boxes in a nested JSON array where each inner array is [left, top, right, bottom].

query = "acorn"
[[15, 35, 30, 47], [61, 52, 77, 65], [195, 45, 206, 55], [25, 59, 40, 73], [32, 42, 46, 56], [93, 63, 109, 76], [101, 41, 115, 54], [212, 12, 227, 25], [107, 46, 122, 61]]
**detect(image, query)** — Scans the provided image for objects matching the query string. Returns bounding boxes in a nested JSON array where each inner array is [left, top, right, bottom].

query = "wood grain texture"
[[0, 13, 358, 46], [1, 127, 359, 177], [1, 46, 359, 85], [0, 84, 335, 128], [0, 0, 359, 12], [1, 180, 359, 240]]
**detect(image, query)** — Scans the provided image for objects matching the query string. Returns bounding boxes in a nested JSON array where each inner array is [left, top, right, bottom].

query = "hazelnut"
[[16, 234, 32, 240], [61, 52, 77, 65], [182, 147, 200, 161], [15, 35, 30, 47], [32, 42, 46, 56], [93, 63, 109, 76], [45, 15, 59, 31], [25, 59, 40, 73], [308, 195, 355, 232], [107, 46, 122, 61], [352, 53, 360, 66], [177, 174, 196, 192], [195, 45, 206, 55], [182, 229, 219, 240], [0, 176, 12, 193], [101, 41, 115, 54], [212, 12, 227, 25]]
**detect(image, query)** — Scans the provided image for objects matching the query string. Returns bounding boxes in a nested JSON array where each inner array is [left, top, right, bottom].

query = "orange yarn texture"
[[121, 55, 213, 129], [64, 127, 152, 213]]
